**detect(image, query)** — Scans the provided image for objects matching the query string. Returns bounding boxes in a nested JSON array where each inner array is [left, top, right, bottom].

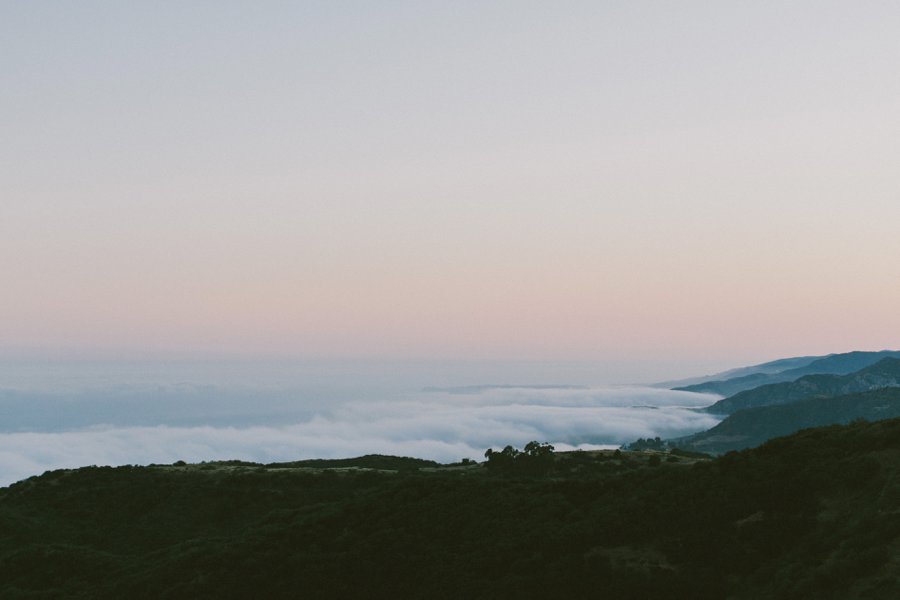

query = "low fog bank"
[[0, 387, 720, 487], [0, 361, 722, 486]]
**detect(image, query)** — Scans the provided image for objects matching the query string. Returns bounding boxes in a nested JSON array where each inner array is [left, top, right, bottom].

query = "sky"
[[3, 1, 899, 378]]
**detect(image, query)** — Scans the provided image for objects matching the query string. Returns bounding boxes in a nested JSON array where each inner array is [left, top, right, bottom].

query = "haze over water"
[[0, 359, 721, 486]]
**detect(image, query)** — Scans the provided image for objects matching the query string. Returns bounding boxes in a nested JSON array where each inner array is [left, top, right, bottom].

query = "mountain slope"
[[675, 372, 776, 397], [655, 354, 821, 388], [675, 350, 900, 396], [786, 350, 900, 378], [2, 419, 900, 598], [678, 387, 900, 454], [703, 357, 900, 415]]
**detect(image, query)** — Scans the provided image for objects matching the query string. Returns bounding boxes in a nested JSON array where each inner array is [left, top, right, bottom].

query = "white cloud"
[[0, 385, 720, 486]]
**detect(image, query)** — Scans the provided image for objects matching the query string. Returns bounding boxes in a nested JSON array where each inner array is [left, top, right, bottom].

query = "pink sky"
[[2, 3, 898, 375]]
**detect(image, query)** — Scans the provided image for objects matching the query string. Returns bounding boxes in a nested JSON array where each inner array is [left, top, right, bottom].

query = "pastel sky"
[[3, 2, 899, 373]]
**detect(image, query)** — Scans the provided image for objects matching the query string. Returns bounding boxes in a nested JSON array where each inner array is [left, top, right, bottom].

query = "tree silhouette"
[[484, 442, 555, 475]]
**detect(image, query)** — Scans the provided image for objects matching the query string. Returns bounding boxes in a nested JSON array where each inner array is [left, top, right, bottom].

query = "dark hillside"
[[2, 419, 900, 598]]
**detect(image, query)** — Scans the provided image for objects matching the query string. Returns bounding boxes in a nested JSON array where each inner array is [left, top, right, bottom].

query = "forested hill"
[[677, 387, 900, 454], [2, 419, 900, 599], [703, 357, 900, 415]]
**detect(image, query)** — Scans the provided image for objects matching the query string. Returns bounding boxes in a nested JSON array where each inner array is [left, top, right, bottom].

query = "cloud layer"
[[0, 384, 720, 486]]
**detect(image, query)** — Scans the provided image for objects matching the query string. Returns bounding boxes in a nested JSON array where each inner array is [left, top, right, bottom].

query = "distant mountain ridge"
[[674, 350, 900, 396], [676, 387, 900, 454], [653, 355, 821, 389], [703, 357, 900, 415]]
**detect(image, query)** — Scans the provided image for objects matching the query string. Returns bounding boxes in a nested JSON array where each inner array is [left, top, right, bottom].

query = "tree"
[[484, 442, 555, 475]]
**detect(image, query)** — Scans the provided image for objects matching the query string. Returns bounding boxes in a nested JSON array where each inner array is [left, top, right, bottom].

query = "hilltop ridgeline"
[[673, 350, 900, 396], [703, 357, 900, 415], [655, 354, 822, 389]]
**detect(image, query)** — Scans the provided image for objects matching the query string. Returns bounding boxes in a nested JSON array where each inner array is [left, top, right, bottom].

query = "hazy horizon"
[[0, 351, 806, 386]]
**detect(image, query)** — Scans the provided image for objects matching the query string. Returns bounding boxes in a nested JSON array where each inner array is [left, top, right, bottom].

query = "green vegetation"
[[648, 357, 900, 457], [678, 388, 900, 454], [624, 436, 669, 451], [2, 419, 900, 598], [483, 441, 556, 475], [263, 454, 440, 471], [703, 357, 900, 415]]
